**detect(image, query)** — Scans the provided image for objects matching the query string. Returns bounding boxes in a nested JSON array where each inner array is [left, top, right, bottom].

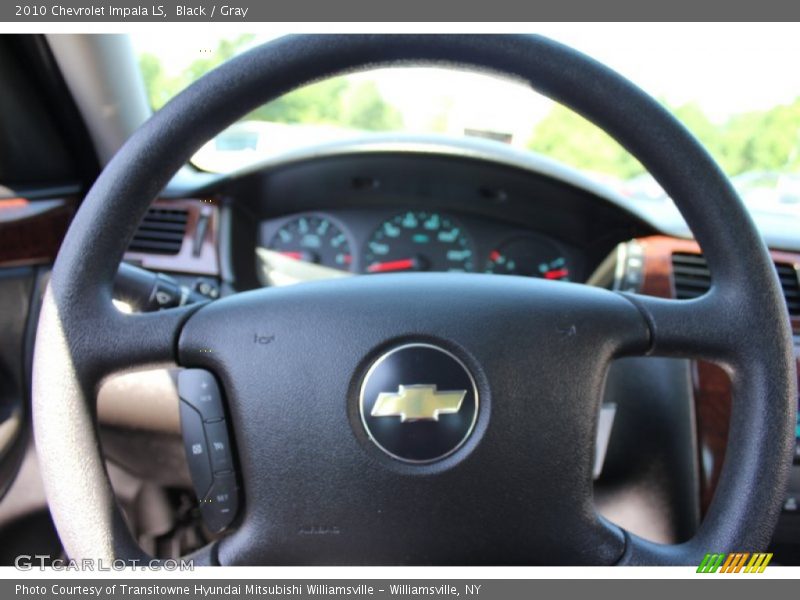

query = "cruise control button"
[[179, 401, 212, 498], [178, 369, 224, 422], [200, 471, 239, 532], [205, 419, 234, 473]]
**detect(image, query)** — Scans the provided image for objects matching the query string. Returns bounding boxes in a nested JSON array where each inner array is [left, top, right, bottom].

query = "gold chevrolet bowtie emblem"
[[371, 384, 467, 422]]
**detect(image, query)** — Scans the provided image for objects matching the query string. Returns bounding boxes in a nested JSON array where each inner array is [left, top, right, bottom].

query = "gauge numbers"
[[268, 215, 353, 271], [364, 211, 475, 274]]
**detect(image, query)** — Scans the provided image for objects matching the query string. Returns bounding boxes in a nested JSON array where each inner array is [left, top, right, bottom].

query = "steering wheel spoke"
[[620, 291, 741, 364], [96, 305, 201, 380]]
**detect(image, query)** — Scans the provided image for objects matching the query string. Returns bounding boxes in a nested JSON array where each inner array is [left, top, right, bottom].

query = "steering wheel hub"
[[359, 342, 480, 463]]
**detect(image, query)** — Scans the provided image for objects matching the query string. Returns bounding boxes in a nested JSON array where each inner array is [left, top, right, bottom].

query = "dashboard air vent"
[[670, 253, 711, 300], [129, 207, 188, 255], [776, 262, 800, 317], [671, 252, 800, 316]]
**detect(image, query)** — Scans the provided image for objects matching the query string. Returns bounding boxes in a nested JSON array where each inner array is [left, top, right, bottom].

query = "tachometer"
[[485, 237, 571, 280], [364, 211, 474, 273], [268, 214, 353, 271]]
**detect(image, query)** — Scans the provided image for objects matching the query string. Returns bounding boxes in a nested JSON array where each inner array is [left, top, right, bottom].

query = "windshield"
[[132, 26, 800, 206]]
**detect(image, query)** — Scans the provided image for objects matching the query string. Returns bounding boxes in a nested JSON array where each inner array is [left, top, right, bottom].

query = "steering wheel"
[[32, 34, 796, 565]]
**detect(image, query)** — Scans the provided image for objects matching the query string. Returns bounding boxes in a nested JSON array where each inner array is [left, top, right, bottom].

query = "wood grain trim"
[[692, 360, 732, 513], [124, 198, 220, 277], [636, 235, 800, 514], [0, 197, 76, 267], [637, 236, 702, 299]]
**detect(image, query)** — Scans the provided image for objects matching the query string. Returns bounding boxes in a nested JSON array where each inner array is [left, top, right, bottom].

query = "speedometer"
[[268, 214, 353, 271], [364, 211, 475, 274]]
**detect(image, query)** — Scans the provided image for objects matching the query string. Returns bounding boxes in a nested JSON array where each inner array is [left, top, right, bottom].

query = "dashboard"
[[258, 208, 581, 287], [191, 140, 660, 294]]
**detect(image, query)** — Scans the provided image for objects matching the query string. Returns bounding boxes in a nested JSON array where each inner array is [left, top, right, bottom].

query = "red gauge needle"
[[278, 250, 314, 262], [544, 268, 569, 280], [367, 258, 418, 273]]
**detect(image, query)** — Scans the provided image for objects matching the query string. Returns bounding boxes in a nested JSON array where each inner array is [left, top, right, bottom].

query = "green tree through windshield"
[[138, 35, 800, 182], [139, 34, 401, 132]]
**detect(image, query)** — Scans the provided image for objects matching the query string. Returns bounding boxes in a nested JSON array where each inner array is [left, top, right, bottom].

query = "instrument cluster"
[[257, 209, 582, 287]]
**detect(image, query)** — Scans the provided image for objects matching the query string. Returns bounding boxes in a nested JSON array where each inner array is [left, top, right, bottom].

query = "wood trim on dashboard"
[[635, 235, 800, 514], [0, 197, 76, 268], [692, 360, 732, 514], [637, 236, 702, 299]]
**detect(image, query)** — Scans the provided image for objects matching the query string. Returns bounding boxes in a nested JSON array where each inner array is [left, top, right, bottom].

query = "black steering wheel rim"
[[32, 34, 796, 565]]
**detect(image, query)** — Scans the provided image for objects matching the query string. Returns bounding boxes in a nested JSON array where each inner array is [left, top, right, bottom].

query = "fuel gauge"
[[485, 237, 571, 281]]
